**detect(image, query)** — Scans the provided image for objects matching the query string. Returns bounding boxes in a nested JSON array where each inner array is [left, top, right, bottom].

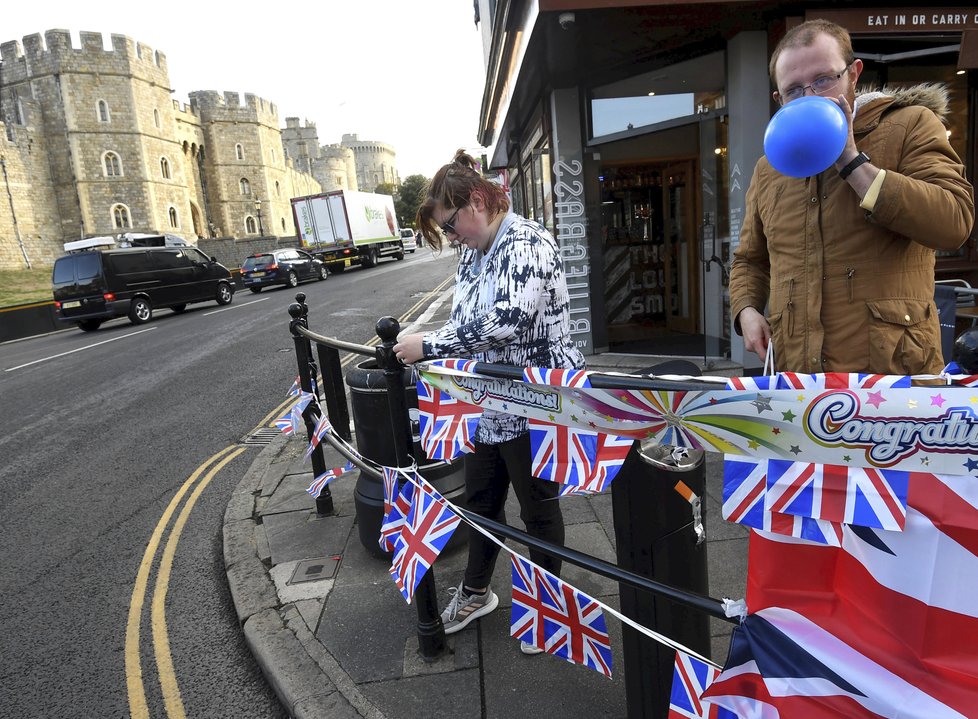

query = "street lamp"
[[254, 197, 264, 236]]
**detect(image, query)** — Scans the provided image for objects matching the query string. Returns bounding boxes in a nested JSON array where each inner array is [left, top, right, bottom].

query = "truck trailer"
[[290, 190, 406, 272]]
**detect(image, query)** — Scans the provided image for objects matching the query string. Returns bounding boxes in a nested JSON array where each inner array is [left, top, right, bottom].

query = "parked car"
[[240, 248, 329, 293], [399, 228, 417, 254], [52, 245, 235, 331]]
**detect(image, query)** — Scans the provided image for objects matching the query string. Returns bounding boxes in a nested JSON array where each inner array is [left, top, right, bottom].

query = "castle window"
[[336, 175, 343, 186], [281, 218, 287, 232], [154, 109, 161, 129], [246, 216, 257, 234], [275, 180, 281, 197], [235, 144, 244, 161], [97, 100, 110, 123], [160, 157, 171, 180], [271, 148, 276, 162], [239, 178, 251, 195], [112, 204, 132, 229], [168, 207, 179, 228], [103, 152, 123, 177]]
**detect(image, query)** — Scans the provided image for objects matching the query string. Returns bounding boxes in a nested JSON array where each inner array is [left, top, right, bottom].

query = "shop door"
[[662, 162, 698, 334]]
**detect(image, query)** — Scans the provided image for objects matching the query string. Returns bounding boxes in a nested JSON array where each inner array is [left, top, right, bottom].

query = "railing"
[[286, 292, 738, 717]]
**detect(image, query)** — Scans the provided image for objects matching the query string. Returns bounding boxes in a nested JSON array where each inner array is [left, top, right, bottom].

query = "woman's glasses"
[[440, 206, 464, 236]]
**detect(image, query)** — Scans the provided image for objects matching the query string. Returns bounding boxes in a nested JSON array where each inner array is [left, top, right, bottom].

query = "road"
[[0, 248, 458, 718]]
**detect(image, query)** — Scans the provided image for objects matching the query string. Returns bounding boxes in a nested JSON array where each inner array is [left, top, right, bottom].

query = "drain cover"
[[289, 556, 341, 584]]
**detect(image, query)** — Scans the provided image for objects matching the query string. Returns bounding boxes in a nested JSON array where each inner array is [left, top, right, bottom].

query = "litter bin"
[[346, 359, 466, 558], [612, 360, 711, 719]]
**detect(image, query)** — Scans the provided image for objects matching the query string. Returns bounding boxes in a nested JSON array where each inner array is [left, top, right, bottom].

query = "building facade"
[[0, 30, 321, 270], [476, 1, 978, 365]]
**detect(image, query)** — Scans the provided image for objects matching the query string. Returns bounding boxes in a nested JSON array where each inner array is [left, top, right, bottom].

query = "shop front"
[[477, 1, 978, 364]]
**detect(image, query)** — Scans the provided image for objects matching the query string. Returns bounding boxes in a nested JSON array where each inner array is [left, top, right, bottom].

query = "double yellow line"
[[125, 446, 246, 719], [125, 271, 453, 717]]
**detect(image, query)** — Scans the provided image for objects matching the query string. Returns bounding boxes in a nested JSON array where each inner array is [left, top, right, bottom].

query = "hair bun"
[[452, 149, 478, 171]]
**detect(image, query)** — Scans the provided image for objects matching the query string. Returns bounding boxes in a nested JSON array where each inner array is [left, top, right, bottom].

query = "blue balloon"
[[763, 96, 848, 178]]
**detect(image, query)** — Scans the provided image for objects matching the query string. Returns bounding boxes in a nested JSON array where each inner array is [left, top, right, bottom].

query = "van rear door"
[[52, 253, 107, 318]]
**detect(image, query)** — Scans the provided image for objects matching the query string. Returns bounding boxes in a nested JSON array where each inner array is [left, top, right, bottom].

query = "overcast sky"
[[4, 1, 488, 180]]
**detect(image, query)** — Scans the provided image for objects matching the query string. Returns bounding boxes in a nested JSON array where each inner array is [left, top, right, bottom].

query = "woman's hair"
[[769, 19, 854, 88], [415, 149, 509, 250]]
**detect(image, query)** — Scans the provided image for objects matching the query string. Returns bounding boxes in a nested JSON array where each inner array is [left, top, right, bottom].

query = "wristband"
[[839, 151, 870, 180]]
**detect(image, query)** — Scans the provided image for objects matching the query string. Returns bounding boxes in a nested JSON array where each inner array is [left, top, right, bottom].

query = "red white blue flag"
[[510, 554, 612, 678], [557, 432, 634, 496], [389, 483, 461, 603], [416, 378, 482, 460], [305, 461, 354, 496], [379, 478, 413, 553], [776, 372, 911, 390], [522, 366, 591, 388], [706, 471, 978, 718], [669, 650, 737, 719], [529, 419, 597, 485], [304, 413, 333, 458]]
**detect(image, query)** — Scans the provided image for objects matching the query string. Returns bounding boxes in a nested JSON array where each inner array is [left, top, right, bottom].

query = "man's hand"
[[392, 334, 425, 364], [738, 307, 771, 361]]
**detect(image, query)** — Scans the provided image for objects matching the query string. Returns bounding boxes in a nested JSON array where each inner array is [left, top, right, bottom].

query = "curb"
[[223, 434, 384, 719]]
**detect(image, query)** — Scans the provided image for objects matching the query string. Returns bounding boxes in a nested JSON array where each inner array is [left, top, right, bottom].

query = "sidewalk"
[[222, 296, 749, 718]]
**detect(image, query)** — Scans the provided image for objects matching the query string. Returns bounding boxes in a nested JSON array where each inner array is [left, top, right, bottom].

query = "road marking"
[[152, 446, 246, 718], [125, 445, 239, 719], [4, 327, 157, 371], [202, 297, 270, 316]]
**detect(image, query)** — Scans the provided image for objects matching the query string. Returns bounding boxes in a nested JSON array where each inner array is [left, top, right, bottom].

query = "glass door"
[[663, 162, 698, 334]]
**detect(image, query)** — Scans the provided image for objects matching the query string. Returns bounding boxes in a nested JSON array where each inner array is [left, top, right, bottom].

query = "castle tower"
[[341, 133, 399, 192]]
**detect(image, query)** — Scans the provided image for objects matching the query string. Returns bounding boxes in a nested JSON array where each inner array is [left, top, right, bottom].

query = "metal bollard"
[[375, 316, 447, 661], [288, 296, 333, 516]]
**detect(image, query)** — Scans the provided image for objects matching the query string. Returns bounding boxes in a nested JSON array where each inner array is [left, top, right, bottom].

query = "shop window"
[[112, 204, 132, 229]]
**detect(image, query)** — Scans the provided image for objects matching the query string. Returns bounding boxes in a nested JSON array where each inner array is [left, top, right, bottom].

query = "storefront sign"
[[551, 88, 594, 355], [809, 8, 978, 32]]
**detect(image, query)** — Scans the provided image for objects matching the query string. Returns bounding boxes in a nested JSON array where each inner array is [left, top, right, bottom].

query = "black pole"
[[316, 341, 352, 443], [375, 315, 447, 661], [289, 294, 333, 516]]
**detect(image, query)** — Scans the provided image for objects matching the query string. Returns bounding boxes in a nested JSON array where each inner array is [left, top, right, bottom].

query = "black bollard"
[[374, 316, 447, 661], [288, 296, 334, 516]]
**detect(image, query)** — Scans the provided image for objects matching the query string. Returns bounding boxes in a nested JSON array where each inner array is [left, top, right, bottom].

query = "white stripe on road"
[[4, 327, 157, 372], [202, 297, 270, 316]]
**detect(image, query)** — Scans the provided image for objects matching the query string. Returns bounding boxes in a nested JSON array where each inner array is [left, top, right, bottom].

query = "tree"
[[374, 176, 430, 229]]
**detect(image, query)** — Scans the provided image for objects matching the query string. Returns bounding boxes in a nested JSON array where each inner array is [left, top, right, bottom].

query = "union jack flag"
[[510, 554, 612, 678], [416, 379, 482, 461], [427, 358, 478, 373], [725, 376, 777, 391], [529, 419, 597, 485], [775, 372, 911, 390], [522, 367, 591, 388], [305, 462, 354, 496], [765, 459, 909, 531], [286, 376, 301, 396], [722, 456, 843, 545], [273, 412, 296, 435], [389, 483, 461, 602], [557, 432, 633, 496], [304, 413, 333, 458], [379, 478, 413, 553], [669, 650, 737, 719]]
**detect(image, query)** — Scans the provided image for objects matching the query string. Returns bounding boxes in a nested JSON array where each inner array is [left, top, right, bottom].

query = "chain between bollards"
[[375, 315, 448, 661]]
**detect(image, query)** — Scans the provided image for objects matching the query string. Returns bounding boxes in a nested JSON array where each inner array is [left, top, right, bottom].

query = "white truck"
[[290, 190, 406, 272]]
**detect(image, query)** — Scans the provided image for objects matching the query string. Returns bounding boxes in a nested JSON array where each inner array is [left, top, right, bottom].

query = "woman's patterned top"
[[422, 212, 585, 444]]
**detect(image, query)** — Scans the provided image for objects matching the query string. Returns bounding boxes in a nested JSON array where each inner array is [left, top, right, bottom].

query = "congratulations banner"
[[417, 363, 978, 477]]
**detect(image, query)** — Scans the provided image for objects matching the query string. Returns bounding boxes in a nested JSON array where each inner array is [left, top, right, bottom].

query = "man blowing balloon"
[[730, 18, 975, 375]]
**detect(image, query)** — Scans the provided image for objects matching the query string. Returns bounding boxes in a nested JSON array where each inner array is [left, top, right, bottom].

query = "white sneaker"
[[440, 582, 499, 635], [520, 640, 545, 655]]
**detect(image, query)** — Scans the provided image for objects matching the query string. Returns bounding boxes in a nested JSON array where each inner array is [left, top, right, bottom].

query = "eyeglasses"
[[779, 63, 852, 104], [439, 205, 464, 236]]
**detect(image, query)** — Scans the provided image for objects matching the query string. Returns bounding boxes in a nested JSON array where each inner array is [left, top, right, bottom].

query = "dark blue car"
[[240, 249, 328, 293]]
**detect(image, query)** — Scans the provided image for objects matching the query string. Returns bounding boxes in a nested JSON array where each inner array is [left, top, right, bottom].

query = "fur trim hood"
[[855, 82, 950, 123]]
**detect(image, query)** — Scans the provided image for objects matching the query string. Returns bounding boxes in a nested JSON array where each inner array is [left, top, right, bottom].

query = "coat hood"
[[855, 83, 950, 125]]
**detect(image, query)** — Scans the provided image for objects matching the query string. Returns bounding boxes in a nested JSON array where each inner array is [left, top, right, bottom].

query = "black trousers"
[[462, 433, 565, 588]]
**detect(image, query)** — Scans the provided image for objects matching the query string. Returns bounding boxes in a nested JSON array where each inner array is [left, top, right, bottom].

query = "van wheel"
[[216, 282, 233, 305], [78, 319, 102, 332], [318, 265, 329, 281], [249, 287, 262, 294], [287, 271, 299, 288], [171, 304, 188, 314], [129, 297, 152, 324], [361, 248, 378, 268]]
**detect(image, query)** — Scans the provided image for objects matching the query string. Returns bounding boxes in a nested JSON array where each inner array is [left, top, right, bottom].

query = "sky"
[[4, 1, 488, 180]]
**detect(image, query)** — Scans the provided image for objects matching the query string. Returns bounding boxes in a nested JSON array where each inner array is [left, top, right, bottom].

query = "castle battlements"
[[189, 90, 279, 125], [0, 30, 168, 85]]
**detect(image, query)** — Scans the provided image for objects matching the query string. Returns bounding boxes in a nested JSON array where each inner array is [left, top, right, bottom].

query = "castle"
[[0, 29, 398, 270]]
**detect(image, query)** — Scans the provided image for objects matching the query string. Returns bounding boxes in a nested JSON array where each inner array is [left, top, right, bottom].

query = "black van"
[[52, 246, 235, 331]]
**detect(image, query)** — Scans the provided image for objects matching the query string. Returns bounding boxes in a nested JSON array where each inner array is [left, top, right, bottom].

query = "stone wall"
[[198, 234, 298, 270]]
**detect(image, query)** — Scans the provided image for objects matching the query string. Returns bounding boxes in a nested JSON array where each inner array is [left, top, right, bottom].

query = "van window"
[[153, 249, 193, 270], [107, 252, 154, 274], [75, 253, 102, 280], [53, 258, 76, 283], [185, 248, 209, 263]]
